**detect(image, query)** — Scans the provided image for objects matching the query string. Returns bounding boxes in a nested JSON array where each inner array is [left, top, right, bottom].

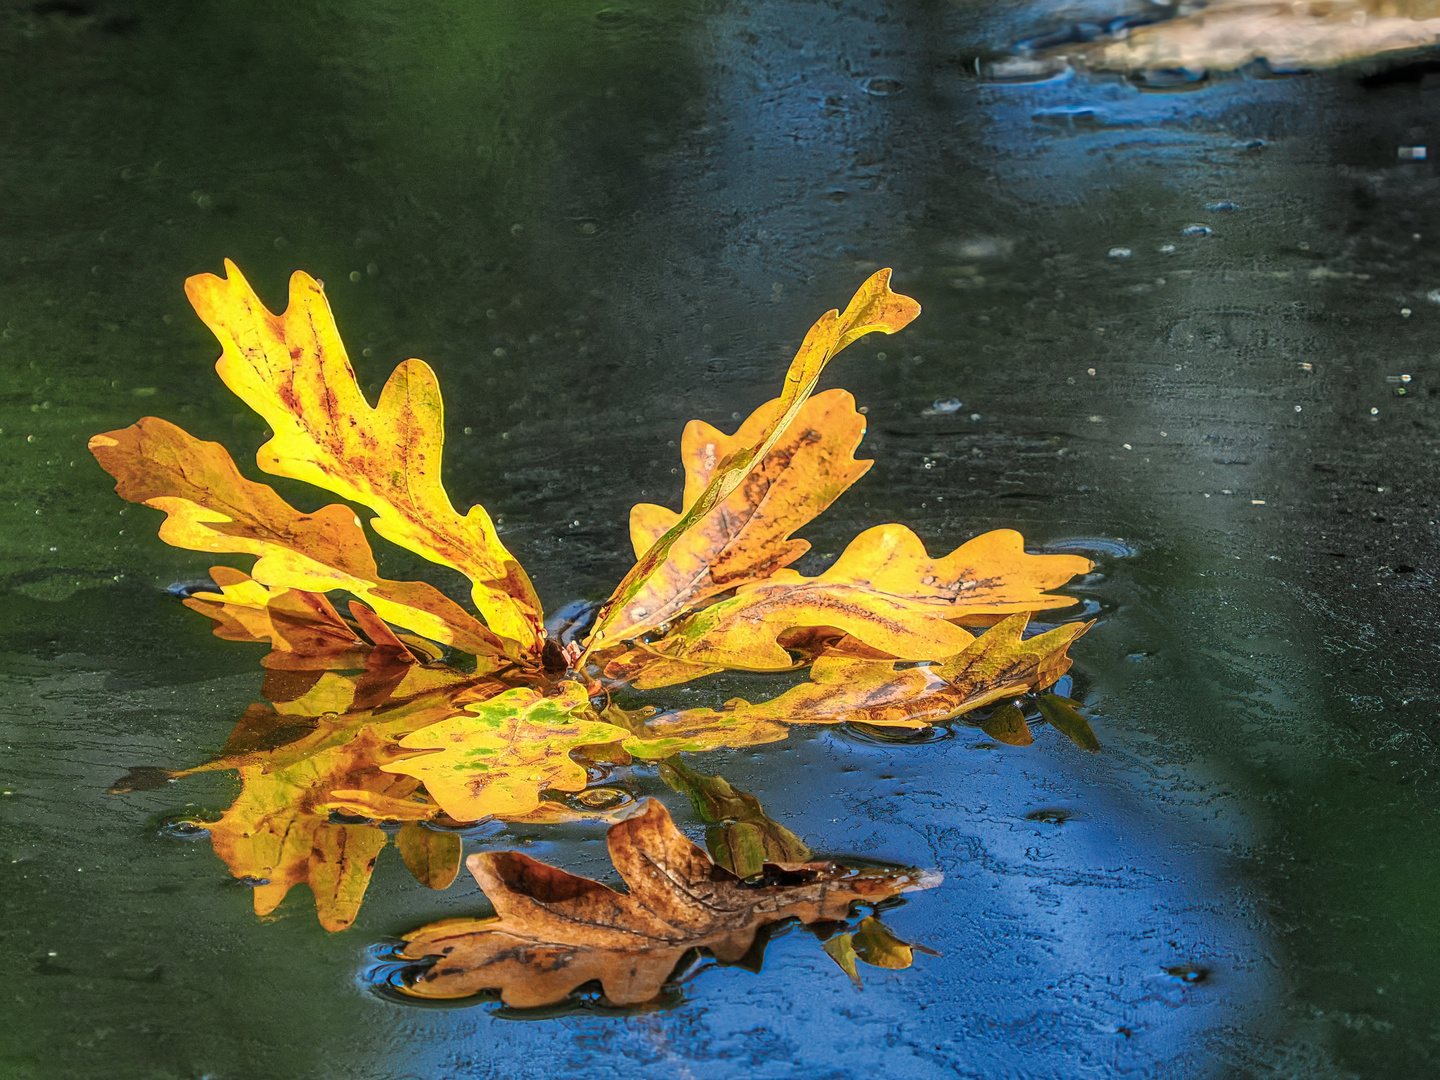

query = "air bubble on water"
[[158, 815, 211, 840]]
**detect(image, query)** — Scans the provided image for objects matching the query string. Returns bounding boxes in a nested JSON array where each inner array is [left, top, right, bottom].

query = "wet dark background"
[[3, 0, 1439, 1076]]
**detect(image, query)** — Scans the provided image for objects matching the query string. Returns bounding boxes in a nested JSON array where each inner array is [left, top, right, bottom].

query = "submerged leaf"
[[980, 701, 1035, 746], [380, 683, 625, 821], [823, 916, 938, 987], [660, 758, 811, 877], [89, 418, 506, 659], [395, 799, 940, 1006], [185, 261, 544, 653], [1035, 694, 1101, 751], [623, 615, 1090, 757], [586, 270, 921, 652], [396, 823, 463, 890]]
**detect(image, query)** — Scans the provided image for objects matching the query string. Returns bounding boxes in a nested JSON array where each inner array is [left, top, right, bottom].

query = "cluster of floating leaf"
[[99, 262, 1097, 1007]]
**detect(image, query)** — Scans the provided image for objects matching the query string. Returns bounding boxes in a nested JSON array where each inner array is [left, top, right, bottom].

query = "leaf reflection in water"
[[391, 799, 940, 1008]]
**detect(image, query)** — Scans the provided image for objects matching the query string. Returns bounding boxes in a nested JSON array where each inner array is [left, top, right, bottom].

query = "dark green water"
[[4, 1, 1440, 1077]]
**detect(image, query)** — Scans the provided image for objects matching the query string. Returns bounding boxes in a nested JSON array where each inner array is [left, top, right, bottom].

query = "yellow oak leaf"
[[185, 260, 543, 654], [585, 269, 920, 652], [381, 682, 626, 821], [622, 614, 1089, 757], [604, 523, 1088, 688], [90, 417, 506, 660], [623, 388, 871, 634]]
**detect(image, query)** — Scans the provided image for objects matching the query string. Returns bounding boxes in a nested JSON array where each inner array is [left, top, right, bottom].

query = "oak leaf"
[[622, 614, 1090, 757], [186, 261, 544, 653], [584, 269, 920, 652], [604, 525, 1088, 688], [394, 799, 940, 1006], [89, 418, 506, 660], [621, 388, 871, 638]]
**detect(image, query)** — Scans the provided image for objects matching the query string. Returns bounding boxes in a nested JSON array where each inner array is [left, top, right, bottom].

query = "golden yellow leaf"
[[380, 682, 625, 821], [623, 614, 1090, 757], [185, 260, 544, 653], [604, 525, 1088, 688], [585, 269, 920, 652], [395, 799, 939, 1006], [90, 417, 506, 659], [622, 388, 871, 634], [822, 916, 937, 986]]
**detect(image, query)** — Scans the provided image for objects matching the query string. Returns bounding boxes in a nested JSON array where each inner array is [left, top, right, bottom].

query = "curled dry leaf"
[[186, 261, 543, 653], [395, 799, 940, 1006]]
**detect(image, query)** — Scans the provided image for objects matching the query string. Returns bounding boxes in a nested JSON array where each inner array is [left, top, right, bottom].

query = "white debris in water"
[[1428, 289, 1440, 305], [1108, 247, 1133, 259], [1399, 146, 1427, 161], [1159, 244, 1176, 254], [1371, 407, 1380, 415], [1401, 308, 1413, 318], [928, 397, 963, 414]]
